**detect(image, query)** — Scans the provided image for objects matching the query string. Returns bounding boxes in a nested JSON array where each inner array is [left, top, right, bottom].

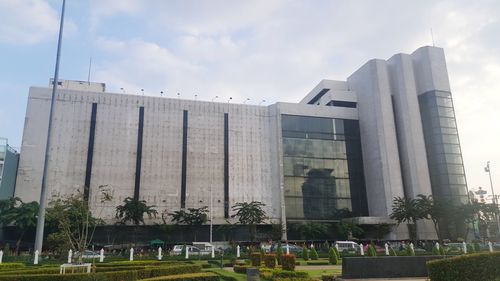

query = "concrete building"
[[0, 138, 19, 200], [15, 46, 468, 241]]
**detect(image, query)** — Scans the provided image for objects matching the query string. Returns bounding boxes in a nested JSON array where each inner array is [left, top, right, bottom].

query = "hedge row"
[[233, 265, 252, 274], [141, 272, 219, 281], [0, 263, 25, 270], [305, 261, 329, 265], [0, 263, 202, 281], [427, 252, 500, 281]]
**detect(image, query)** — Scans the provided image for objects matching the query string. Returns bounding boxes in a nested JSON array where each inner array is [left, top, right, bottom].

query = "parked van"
[[335, 241, 359, 252]]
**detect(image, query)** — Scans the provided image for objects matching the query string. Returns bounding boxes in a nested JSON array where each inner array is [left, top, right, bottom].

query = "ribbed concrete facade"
[[15, 46, 467, 240]]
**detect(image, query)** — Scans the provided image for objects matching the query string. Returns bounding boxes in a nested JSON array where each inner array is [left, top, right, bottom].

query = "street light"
[[485, 161, 500, 234], [259, 99, 266, 105], [160, 91, 164, 97], [212, 96, 219, 102], [243, 98, 250, 104], [227, 97, 232, 103]]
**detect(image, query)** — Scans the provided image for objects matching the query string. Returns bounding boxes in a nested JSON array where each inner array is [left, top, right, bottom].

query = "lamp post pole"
[[485, 161, 500, 234], [34, 0, 66, 253], [210, 184, 213, 244]]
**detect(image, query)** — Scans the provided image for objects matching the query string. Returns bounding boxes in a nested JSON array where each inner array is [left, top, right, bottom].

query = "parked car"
[[170, 245, 203, 256], [74, 250, 100, 259], [363, 244, 385, 254], [335, 241, 359, 252], [269, 243, 303, 255]]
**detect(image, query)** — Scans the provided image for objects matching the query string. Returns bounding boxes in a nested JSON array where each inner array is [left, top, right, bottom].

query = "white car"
[[170, 245, 202, 255], [335, 241, 359, 252], [74, 250, 100, 259]]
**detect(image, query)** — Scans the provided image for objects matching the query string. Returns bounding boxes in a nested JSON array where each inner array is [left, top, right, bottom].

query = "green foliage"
[[432, 245, 440, 255], [322, 275, 342, 281], [305, 261, 329, 265], [282, 254, 296, 271], [389, 247, 397, 256], [466, 243, 475, 254], [439, 247, 446, 255], [328, 248, 338, 265], [292, 223, 328, 240], [405, 245, 415, 256], [116, 197, 158, 225], [367, 245, 377, 257], [231, 201, 267, 241], [390, 197, 425, 241], [0, 197, 39, 255], [271, 269, 308, 278], [0, 263, 25, 270], [250, 252, 261, 266], [335, 222, 364, 240], [302, 248, 309, 261], [0, 270, 138, 281], [427, 252, 500, 281], [232, 265, 251, 274], [276, 243, 283, 265], [141, 272, 219, 281], [263, 254, 276, 268], [136, 264, 202, 279], [332, 247, 340, 259], [309, 248, 319, 260]]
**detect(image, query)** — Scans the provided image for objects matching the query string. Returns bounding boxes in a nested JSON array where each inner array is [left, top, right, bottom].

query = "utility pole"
[[34, 0, 66, 253], [485, 161, 500, 235]]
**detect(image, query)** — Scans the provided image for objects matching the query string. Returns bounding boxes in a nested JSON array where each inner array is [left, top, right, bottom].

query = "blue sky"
[[1, 0, 500, 196]]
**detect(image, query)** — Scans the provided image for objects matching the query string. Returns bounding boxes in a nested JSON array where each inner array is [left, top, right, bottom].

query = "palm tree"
[[415, 194, 452, 242], [116, 197, 158, 243], [231, 201, 267, 241], [169, 206, 208, 241], [390, 196, 425, 241], [115, 197, 158, 225], [0, 198, 39, 255]]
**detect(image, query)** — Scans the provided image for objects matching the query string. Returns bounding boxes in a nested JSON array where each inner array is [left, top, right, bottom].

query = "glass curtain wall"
[[281, 115, 368, 221], [419, 91, 468, 204]]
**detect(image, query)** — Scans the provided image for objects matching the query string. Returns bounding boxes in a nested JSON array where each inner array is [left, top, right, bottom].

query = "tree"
[[390, 197, 425, 241], [47, 187, 111, 263], [231, 201, 267, 241], [415, 194, 451, 242], [335, 222, 364, 240], [169, 206, 208, 241], [115, 197, 158, 225], [0, 197, 39, 255], [293, 222, 328, 240]]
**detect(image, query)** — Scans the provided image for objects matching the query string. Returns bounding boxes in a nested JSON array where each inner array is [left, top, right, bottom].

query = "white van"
[[335, 241, 359, 252]]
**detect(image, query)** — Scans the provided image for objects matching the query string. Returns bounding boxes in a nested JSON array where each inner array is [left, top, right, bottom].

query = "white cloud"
[[0, 0, 59, 44]]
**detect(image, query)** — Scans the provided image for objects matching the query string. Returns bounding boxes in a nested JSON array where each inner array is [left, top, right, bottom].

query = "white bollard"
[[130, 248, 134, 261], [286, 244, 290, 255], [211, 246, 215, 258], [488, 241, 493, 253], [236, 245, 240, 258], [310, 243, 314, 249], [68, 249, 72, 264], [185, 246, 189, 259], [435, 242, 440, 251], [359, 243, 364, 256], [462, 242, 467, 254], [410, 243, 414, 255], [384, 243, 389, 256], [34, 250, 39, 265], [0, 250, 3, 264], [158, 247, 162, 260], [99, 248, 104, 262], [335, 243, 339, 253]]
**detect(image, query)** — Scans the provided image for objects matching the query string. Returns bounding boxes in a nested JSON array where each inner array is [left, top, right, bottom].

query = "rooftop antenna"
[[212, 96, 218, 102], [87, 57, 92, 85], [244, 98, 250, 104], [160, 91, 164, 97], [141, 89, 144, 95], [430, 28, 435, 47]]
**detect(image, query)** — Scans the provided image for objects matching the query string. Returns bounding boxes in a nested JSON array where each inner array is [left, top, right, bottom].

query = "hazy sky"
[[1, 0, 499, 197]]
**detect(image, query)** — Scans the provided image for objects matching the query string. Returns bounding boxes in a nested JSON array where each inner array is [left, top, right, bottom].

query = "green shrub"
[[432, 245, 440, 255], [439, 247, 445, 256], [328, 248, 338, 265], [473, 242, 481, 252], [276, 243, 283, 265], [332, 247, 340, 259], [367, 245, 377, 257], [274, 278, 314, 281], [260, 270, 273, 280], [427, 252, 500, 281], [0, 268, 60, 276], [0, 263, 25, 270], [389, 247, 397, 256], [250, 252, 261, 266], [282, 254, 296, 271], [272, 269, 308, 278], [0, 270, 138, 281], [321, 275, 341, 281], [306, 261, 329, 265], [233, 265, 252, 274], [141, 272, 219, 281], [405, 245, 415, 256], [103, 260, 178, 267], [263, 254, 276, 268], [466, 244, 475, 254], [302, 248, 309, 261], [137, 264, 201, 279], [309, 248, 318, 260]]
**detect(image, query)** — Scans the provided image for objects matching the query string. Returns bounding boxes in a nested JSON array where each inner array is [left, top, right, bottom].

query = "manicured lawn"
[[303, 268, 342, 278], [205, 268, 247, 281]]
